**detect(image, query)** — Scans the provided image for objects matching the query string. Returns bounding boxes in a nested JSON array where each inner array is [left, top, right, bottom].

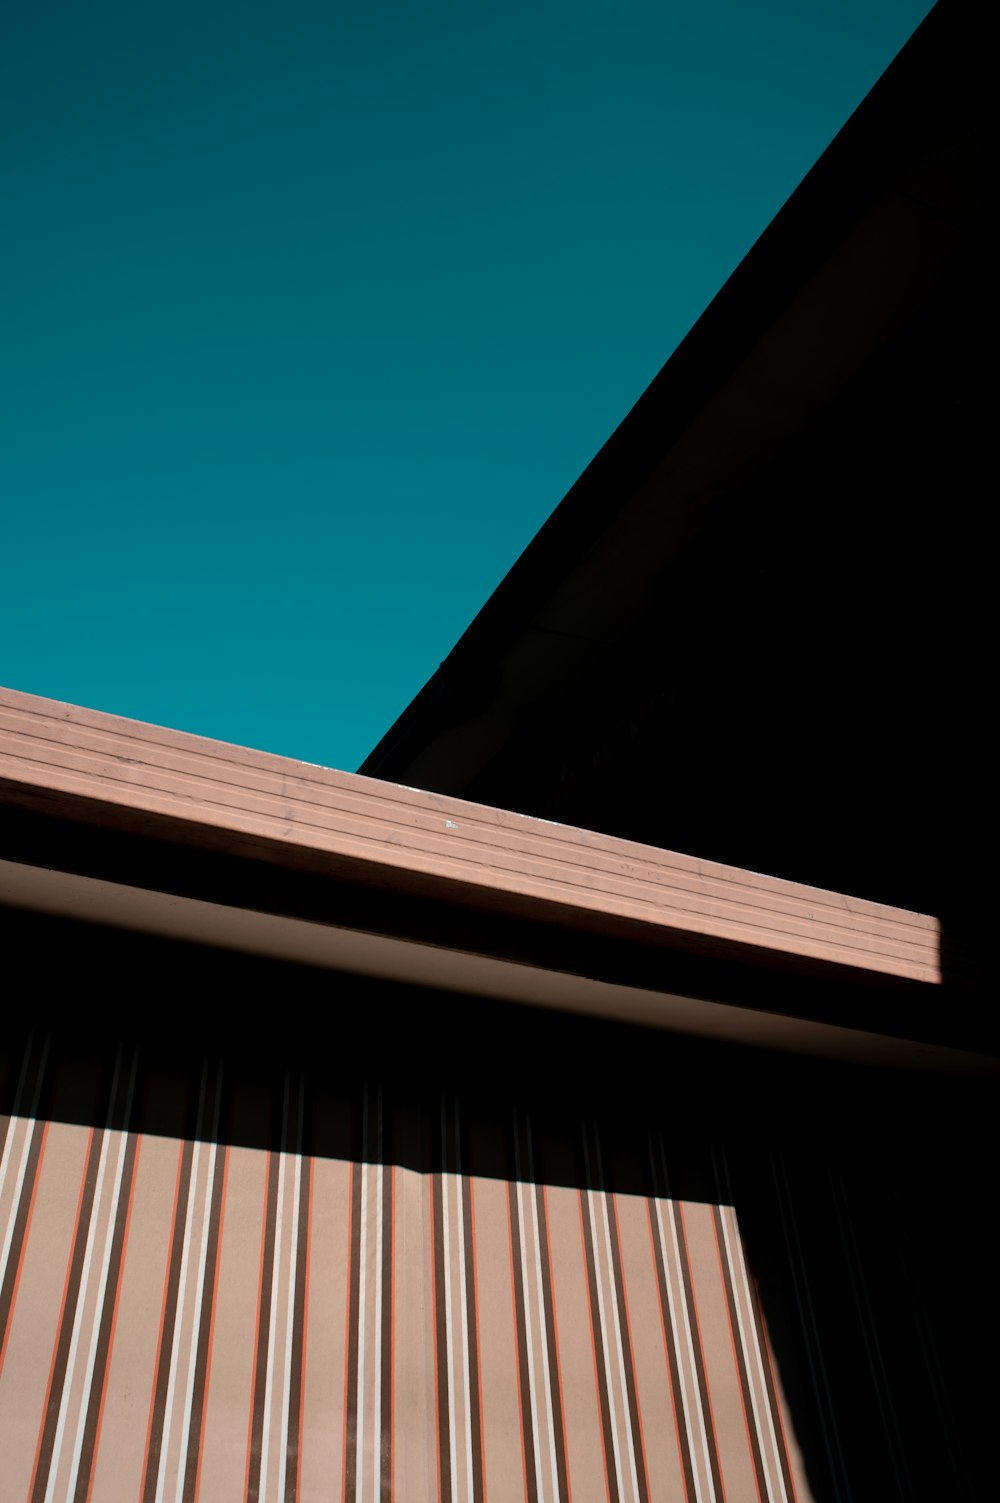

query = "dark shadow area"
[[360, 0, 994, 950], [2, 907, 994, 1500], [3, 804, 993, 1054], [437, 229, 994, 948]]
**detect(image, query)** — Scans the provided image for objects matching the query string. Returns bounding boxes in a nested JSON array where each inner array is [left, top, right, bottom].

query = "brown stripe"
[[647, 1198, 698, 1503], [379, 1157, 393, 1502], [342, 1155, 364, 1501], [432, 1168, 453, 1503], [0, 1118, 48, 1373], [578, 1187, 620, 1503], [606, 1192, 651, 1503], [712, 1206, 769, 1503], [141, 1137, 196, 1503], [744, 1249, 799, 1503], [534, 1181, 571, 1503], [674, 1203, 727, 1503], [176, 1140, 228, 1503], [462, 1175, 486, 1503], [29, 1123, 107, 1503], [73, 1129, 141, 1503], [246, 1148, 282, 1503]]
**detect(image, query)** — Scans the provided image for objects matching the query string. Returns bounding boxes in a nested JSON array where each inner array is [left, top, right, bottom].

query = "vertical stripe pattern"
[[432, 1097, 486, 1503], [507, 1106, 571, 1503], [0, 1032, 820, 1503], [343, 1085, 394, 1503]]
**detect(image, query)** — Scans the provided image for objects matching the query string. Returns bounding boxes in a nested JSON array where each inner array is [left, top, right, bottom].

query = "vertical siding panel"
[[616, 1193, 688, 1502], [298, 1155, 351, 1503], [259, 1152, 299, 1503], [89, 1134, 177, 1502], [715, 1206, 787, 1503], [0, 1122, 90, 1498], [471, 1174, 524, 1503], [0, 1122, 819, 1501], [158, 1137, 218, 1503], [394, 1164, 436, 1503], [195, 1144, 268, 1503], [682, 1201, 760, 1502], [0, 1118, 47, 1377], [546, 1181, 606, 1503]]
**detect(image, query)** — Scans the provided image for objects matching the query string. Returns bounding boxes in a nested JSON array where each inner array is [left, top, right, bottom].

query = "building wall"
[[0, 1031, 810, 1503], [0, 912, 991, 1501]]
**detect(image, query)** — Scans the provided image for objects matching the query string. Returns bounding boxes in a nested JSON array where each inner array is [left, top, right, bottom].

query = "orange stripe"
[[340, 1161, 355, 1503], [390, 1164, 397, 1503], [469, 1178, 488, 1503], [430, 1172, 447, 1503], [293, 1156, 314, 1503]]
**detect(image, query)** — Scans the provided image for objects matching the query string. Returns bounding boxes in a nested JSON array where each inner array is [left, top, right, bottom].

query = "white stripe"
[[455, 1172, 475, 1503], [598, 1192, 641, 1503], [587, 1189, 627, 1503], [62, 1124, 133, 1503], [527, 1184, 561, 1501], [275, 1088, 302, 1503], [154, 1137, 204, 1503], [0, 1120, 36, 1295], [355, 1159, 369, 1503], [373, 1159, 384, 1503], [723, 1206, 787, 1503], [258, 1149, 289, 1502], [172, 1145, 221, 1503], [276, 1146, 304, 1503], [652, 1197, 707, 1503], [441, 1165, 459, 1502], [664, 1199, 717, 1503], [516, 1179, 547, 1503], [0, 1112, 25, 1225]]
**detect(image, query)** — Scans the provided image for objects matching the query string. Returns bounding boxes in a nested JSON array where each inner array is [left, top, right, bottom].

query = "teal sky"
[[2, 1, 932, 772]]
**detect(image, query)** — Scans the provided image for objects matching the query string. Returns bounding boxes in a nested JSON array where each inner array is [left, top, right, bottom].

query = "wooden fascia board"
[[0, 687, 940, 990]]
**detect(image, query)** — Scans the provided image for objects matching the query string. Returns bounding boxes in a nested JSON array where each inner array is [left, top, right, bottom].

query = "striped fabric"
[[0, 1035, 812, 1503]]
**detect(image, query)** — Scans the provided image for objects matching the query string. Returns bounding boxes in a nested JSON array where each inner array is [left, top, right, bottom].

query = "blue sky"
[[2, 1, 932, 771]]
